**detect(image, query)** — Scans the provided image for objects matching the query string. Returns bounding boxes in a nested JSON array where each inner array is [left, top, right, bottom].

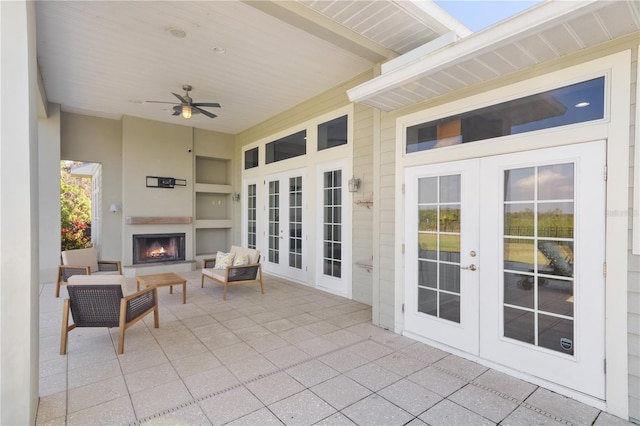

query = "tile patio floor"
[[37, 270, 632, 425]]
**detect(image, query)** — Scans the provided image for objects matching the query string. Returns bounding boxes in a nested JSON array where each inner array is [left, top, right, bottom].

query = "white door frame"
[[395, 51, 630, 415], [262, 168, 307, 283]]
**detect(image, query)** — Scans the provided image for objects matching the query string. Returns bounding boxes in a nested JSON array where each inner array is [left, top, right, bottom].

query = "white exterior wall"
[[0, 1, 40, 423], [61, 113, 122, 260], [369, 37, 639, 418], [352, 102, 374, 305], [628, 45, 640, 423], [38, 104, 61, 283]]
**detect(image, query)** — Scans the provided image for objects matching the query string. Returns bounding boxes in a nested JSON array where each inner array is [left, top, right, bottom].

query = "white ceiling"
[[35, 0, 464, 134]]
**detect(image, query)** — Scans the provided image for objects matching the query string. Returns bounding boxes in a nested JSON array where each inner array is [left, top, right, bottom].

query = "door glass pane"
[[247, 184, 257, 249], [268, 181, 279, 263], [538, 164, 574, 200], [418, 288, 437, 316], [416, 174, 462, 323], [502, 163, 575, 355], [504, 307, 534, 344], [504, 167, 534, 201], [538, 314, 574, 355], [440, 293, 460, 323], [323, 170, 342, 278], [289, 176, 303, 269]]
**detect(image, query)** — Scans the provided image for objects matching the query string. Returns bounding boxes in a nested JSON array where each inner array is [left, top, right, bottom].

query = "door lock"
[[460, 264, 477, 271]]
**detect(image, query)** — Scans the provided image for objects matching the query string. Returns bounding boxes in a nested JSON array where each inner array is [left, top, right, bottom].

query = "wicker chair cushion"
[[233, 255, 249, 266], [230, 246, 260, 264], [62, 247, 100, 273], [202, 268, 226, 280], [68, 274, 131, 297]]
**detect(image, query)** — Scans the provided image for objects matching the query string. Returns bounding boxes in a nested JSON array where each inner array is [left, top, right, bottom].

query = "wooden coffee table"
[[136, 272, 187, 304]]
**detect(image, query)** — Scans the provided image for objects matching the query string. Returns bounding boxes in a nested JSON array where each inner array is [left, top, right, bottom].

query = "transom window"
[[318, 115, 347, 151], [244, 148, 258, 170], [266, 130, 306, 164], [407, 77, 604, 153]]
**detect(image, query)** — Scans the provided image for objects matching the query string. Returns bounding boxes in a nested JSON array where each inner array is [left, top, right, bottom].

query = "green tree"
[[60, 161, 92, 250]]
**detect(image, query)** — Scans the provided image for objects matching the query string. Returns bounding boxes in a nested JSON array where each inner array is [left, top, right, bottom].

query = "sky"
[[434, 1, 544, 32]]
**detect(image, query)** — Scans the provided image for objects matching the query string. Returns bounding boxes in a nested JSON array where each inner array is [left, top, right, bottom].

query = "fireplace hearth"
[[133, 233, 186, 265]]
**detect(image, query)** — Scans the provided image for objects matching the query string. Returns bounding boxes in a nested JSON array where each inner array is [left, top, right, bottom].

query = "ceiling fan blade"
[[192, 102, 221, 108], [171, 92, 188, 104], [172, 110, 180, 116], [194, 106, 217, 119], [145, 100, 179, 104]]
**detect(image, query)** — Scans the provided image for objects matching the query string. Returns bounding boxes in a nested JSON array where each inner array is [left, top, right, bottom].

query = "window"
[[266, 130, 306, 164], [244, 147, 258, 169], [318, 115, 347, 151], [323, 170, 342, 278], [407, 77, 605, 153], [247, 184, 257, 249], [289, 176, 303, 269]]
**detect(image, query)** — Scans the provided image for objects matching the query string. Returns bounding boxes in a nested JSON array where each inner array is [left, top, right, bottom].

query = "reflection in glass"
[[419, 207, 438, 232], [439, 234, 460, 262], [418, 234, 437, 260], [418, 260, 437, 289], [537, 240, 574, 278], [407, 78, 604, 153], [501, 162, 577, 356], [439, 264, 460, 293], [504, 204, 534, 236], [504, 238, 535, 273], [440, 175, 461, 203], [504, 307, 534, 344], [419, 177, 437, 204], [504, 168, 534, 201], [538, 163, 574, 200], [440, 293, 460, 323], [439, 205, 460, 232], [538, 203, 574, 239], [539, 278, 573, 317], [418, 288, 437, 316], [539, 314, 574, 355], [504, 272, 534, 308]]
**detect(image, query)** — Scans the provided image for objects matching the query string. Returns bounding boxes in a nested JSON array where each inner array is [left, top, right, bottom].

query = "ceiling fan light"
[[181, 105, 192, 119]]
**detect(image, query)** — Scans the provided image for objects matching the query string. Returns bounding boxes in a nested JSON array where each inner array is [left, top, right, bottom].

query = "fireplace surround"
[[133, 233, 186, 265]]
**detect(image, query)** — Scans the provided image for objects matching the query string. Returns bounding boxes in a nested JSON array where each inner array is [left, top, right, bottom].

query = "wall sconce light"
[[109, 203, 120, 213], [348, 176, 361, 193], [232, 192, 241, 202]]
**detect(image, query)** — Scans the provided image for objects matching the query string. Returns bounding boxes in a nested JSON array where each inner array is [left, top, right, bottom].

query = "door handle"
[[460, 264, 477, 271]]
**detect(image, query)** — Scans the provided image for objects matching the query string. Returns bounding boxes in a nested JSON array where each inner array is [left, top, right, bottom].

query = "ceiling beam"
[[242, 0, 395, 64]]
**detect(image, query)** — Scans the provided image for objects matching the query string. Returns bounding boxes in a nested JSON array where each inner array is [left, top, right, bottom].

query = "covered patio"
[[37, 271, 629, 425]]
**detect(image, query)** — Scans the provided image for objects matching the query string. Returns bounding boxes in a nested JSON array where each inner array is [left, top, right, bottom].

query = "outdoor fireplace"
[[133, 233, 186, 264]]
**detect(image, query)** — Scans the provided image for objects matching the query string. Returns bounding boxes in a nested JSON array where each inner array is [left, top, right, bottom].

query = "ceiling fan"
[[146, 85, 220, 119]]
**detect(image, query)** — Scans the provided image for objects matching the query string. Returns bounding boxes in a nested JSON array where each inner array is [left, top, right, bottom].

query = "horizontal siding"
[[352, 102, 374, 305]]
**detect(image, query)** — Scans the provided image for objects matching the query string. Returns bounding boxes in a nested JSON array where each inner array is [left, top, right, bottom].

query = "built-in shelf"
[[195, 219, 233, 229], [126, 216, 192, 225], [194, 156, 233, 258], [194, 183, 232, 194]]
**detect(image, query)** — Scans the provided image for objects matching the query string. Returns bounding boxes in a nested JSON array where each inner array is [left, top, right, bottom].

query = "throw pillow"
[[214, 251, 235, 270], [233, 255, 249, 266]]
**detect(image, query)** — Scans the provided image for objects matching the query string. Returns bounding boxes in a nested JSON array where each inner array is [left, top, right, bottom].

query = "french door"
[[404, 141, 605, 398], [263, 170, 307, 283]]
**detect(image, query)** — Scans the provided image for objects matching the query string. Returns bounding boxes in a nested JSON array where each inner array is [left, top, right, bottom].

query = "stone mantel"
[[125, 216, 192, 225]]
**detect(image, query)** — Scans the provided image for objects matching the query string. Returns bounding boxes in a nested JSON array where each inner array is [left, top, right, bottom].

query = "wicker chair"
[[60, 275, 159, 355], [56, 247, 122, 298], [201, 246, 263, 300]]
